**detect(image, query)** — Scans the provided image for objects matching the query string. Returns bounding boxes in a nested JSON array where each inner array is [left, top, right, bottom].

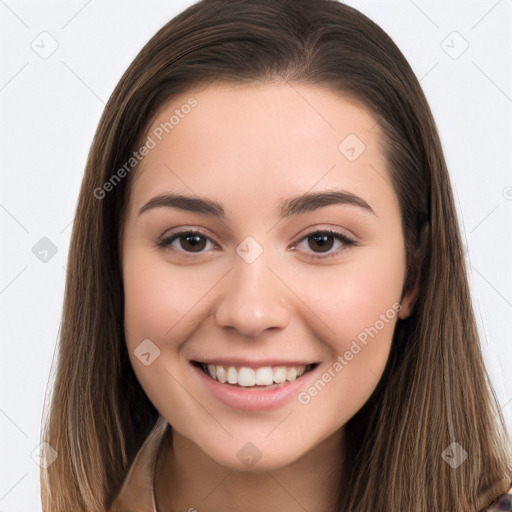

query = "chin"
[[199, 437, 305, 473]]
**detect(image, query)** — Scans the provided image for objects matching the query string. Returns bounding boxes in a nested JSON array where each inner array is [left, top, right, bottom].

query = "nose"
[[213, 252, 291, 338]]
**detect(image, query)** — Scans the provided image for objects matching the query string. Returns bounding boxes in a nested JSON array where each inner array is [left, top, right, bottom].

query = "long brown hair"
[[41, 0, 511, 510]]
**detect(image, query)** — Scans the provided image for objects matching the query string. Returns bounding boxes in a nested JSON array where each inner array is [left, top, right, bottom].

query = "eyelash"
[[156, 228, 358, 261]]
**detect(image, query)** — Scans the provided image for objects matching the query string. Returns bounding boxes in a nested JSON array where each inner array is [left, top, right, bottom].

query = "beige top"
[[108, 415, 169, 512], [108, 416, 512, 511]]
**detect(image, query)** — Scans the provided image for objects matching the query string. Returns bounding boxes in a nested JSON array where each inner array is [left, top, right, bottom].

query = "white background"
[[1, 1, 511, 510]]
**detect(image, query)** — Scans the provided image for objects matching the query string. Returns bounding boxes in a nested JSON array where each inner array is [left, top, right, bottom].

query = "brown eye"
[[307, 233, 335, 253], [178, 233, 207, 252], [293, 230, 357, 261], [157, 230, 215, 253]]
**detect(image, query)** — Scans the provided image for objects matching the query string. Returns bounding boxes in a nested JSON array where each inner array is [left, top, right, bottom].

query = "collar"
[[108, 416, 512, 511], [108, 415, 169, 512]]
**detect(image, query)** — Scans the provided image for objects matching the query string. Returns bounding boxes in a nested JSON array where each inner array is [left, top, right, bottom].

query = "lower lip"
[[192, 364, 318, 411]]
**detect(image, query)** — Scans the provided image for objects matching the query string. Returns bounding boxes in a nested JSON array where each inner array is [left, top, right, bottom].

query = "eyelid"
[[290, 224, 357, 246]]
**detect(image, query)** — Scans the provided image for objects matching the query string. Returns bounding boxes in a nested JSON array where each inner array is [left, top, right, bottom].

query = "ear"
[[398, 223, 429, 320], [398, 270, 420, 320]]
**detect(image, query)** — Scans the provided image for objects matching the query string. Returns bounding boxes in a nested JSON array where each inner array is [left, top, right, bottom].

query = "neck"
[[154, 427, 344, 512]]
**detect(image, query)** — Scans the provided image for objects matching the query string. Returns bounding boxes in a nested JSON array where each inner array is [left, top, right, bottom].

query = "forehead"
[[127, 80, 392, 219]]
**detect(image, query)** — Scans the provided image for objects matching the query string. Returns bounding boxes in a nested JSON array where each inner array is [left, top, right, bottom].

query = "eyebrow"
[[138, 189, 375, 218]]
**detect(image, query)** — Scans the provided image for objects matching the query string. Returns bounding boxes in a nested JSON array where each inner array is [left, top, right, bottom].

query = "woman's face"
[[120, 81, 416, 471]]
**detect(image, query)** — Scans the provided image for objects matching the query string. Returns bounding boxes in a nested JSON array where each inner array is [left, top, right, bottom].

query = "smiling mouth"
[[191, 361, 319, 388]]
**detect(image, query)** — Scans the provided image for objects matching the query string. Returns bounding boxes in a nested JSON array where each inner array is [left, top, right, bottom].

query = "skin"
[[120, 81, 419, 511]]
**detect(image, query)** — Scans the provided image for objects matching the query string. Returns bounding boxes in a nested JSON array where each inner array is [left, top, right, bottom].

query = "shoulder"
[[481, 483, 512, 511], [108, 416, 169, 512]]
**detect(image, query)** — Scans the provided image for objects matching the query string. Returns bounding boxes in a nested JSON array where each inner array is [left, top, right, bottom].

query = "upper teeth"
[[203, 364, 309, 386]]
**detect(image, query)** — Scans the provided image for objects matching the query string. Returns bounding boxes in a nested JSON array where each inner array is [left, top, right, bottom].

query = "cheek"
[[297, 242, 405, 403], [303, 244, 405, 343], [123, 252, 210, 346], [121, 252, 212, 418]]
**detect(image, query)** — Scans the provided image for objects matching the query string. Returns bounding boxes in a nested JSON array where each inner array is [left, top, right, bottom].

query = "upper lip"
[[191, 358, 318, 369]]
